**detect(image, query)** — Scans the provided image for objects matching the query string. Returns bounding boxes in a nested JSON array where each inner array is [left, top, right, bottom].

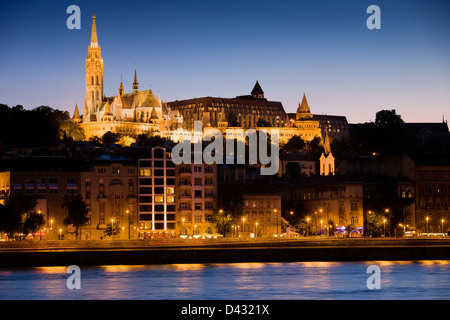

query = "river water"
[[0, 261, 449, 300]]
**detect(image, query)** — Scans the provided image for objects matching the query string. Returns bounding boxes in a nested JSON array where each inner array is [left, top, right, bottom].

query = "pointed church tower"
[[72, 103, 82, 124], [119, 75, 125, 96], [132, 64, 139, 94], [296, 93, 313, 120], [101, 101, 114, 122], [320, 131, 335, 176], [84, 13, 104, 123], [157, 91, 162, 107]]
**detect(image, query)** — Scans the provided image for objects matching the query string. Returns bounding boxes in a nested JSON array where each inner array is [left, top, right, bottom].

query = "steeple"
[[323, 130, 331, 155], [251, 81, 264, 99], [119, 75, 124, 96], [84, 13, 104, 123], [132, 64, 139, 94], [157, 91, 162, 107], [296, 92, 313, 120], [72, 103, 81, 123], [90, 13, 98, 47]]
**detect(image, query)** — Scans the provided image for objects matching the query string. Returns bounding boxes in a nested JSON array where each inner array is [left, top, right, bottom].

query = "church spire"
[[90, 13, 98, 47], [72, 103, 81, 123], [133, 63, 139, 94], [323, 130, 331, 155], [119, 75, 124, 96], [296, 92, 313, 120]]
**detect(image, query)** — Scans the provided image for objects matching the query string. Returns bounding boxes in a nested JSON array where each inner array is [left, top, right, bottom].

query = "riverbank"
[[1, 238, 449, 267]]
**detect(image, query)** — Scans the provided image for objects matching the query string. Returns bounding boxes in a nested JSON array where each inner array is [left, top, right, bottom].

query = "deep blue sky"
[[1, 0, 449, 123]]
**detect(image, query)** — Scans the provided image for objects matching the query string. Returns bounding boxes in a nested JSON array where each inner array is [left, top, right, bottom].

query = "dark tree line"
[[0, 104, 70, 148]]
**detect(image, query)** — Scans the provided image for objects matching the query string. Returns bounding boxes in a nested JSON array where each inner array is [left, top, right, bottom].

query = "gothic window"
[[96, 75, 99, 85], [91, 76, 94, 85]]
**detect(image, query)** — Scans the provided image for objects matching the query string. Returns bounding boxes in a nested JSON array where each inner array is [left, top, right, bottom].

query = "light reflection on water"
[[0, 261, 449, 300]]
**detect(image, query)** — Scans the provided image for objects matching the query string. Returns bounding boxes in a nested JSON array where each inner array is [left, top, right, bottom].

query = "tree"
[[59, 120, 85, 141], [375, 109, 404, 127], [218, 185, 244, 223], [61, 195, 89, 240], [214, 210, 233, 236], [5, 194, 37, 218], [23, 211, 45, 238], [103, 223, 120, 238], [285, 162, 301, 178], [101, 131, 120, 144], [281, 135, 305, 153], [0, 204, 22, 237]]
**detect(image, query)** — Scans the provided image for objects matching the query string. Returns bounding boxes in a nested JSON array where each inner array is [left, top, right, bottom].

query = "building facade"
[[176, 157, 218, 237], [79, 155, 138, 240], [138, 146, 177, 238]]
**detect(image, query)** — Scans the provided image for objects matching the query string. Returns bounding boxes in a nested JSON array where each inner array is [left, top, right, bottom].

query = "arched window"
[[91, 76, 94, 85]]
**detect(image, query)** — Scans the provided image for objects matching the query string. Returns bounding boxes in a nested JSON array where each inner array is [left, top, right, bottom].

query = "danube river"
[[0, 261, 449, 300]]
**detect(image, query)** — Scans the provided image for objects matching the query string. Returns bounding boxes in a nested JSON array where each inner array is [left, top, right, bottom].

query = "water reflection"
[[1, 261, 449, 300]]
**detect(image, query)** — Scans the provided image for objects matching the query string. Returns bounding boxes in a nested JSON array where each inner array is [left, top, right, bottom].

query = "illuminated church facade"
[[73, 13, 183, 140], [73, 14, 322, 145]]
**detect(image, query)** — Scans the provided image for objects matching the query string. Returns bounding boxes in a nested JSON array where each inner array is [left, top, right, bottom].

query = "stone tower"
[[84, 13, 104, 122]]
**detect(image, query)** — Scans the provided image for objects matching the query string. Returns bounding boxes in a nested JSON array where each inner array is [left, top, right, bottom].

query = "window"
[[195, 215, 202, 223], [98, 168, 106, 174], [113, 168, 120, 174], [351, 202, 358, 211], [139, 169, 151, 177], [195, 203, 202, 211]]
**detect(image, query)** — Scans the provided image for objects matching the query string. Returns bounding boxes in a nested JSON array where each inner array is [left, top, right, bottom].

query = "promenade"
[[1, 237, 449, 267]]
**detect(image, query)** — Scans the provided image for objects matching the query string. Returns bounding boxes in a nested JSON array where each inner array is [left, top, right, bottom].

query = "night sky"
[[1, 0, 449, 123]]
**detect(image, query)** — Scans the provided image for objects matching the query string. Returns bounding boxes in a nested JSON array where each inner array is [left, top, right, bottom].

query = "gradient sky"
[[1, 0, 449, 124]]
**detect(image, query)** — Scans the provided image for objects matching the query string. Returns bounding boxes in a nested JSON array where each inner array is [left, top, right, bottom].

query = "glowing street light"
[[255, 222, 258, 238], [306, 217, 310, 237], [242, 217, 246, 238], [383, 219, 387, 237], [426, 217, 429, 236], [442, 219, 445, 235]]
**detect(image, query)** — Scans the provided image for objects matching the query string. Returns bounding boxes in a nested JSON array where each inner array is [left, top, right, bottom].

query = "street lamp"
[[320, 220, 323, 235], [125, 210, 130, 239], [255, 222, 258, 238], [306, 217, 310, 237], [242, 217, 246, 238], [59, 228, 62, 240], [442, 219, 445, 236], [383, 219, 387, 237], [274, 209, 278, 236], [426, 217, 429, 236]]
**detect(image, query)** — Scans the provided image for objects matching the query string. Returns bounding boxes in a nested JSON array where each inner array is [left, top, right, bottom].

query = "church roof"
[[103, 89, 160, 110]]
